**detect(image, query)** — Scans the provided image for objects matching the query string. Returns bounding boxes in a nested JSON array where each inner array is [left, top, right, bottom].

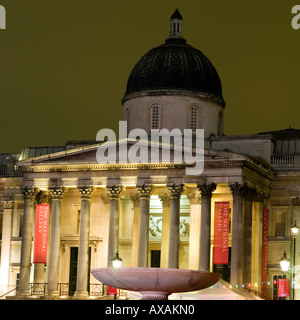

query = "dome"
[[122, 11, 225, 107]]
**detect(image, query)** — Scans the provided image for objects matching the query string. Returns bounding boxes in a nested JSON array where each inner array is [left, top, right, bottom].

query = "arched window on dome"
[[218, 111, 223, 136], [190, 105, 199, 131], [151, 105, 160, 129], [125, 108, 130, 135]]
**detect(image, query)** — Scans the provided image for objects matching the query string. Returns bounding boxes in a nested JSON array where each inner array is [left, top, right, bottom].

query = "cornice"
[[20, 162, 189, 173]]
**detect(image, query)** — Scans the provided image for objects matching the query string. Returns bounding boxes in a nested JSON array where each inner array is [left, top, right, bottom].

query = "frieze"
[[149, 215, 190, 239]]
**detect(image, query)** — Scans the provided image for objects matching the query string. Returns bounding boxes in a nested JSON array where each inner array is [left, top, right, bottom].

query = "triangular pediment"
[[17, 139, 247, 168]]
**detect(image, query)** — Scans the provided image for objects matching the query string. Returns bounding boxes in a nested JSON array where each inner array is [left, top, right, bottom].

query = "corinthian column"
[[107, 185, 123, 267], [47, 187, 65, 296], [197, 183, 216, 271], [74, 186, 94, 297], [137, 184, 154, 267], [167, 184, 185, 269], [230, 183, 246, 285], [17, 187, 38, 296], [243, 187, 257, 284], [0, 200, 14, 292]]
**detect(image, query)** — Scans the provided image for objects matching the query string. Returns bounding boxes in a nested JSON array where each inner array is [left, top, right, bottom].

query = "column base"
[[73, 291, 89, 299], [47, 290, 59, 297], [16, 289, 30, 297]]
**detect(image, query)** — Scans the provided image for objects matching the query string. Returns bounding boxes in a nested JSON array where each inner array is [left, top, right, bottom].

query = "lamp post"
[[279, 251, 290, 300], [279, 251, 290, 272], [112, 250, 123, 269], [111, 251, 122, 300], [291, 221, 299, 300]]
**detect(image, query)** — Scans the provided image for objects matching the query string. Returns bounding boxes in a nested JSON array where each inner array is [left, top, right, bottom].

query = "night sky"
[[0, 0, 299, 153]]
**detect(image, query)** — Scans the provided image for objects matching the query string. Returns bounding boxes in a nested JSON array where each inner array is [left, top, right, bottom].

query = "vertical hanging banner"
[[213, 202, 230, 264], [261, 208, 269, 296], [278, 279, 290, 297], [33, 204, 50, 264], [107, 286, 118, 295]]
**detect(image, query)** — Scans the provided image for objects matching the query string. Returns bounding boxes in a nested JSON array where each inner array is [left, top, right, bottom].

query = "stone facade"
[[0, 11, 299, 301]]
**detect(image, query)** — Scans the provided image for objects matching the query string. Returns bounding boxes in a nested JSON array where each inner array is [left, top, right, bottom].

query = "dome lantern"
[[169, 9, 183, 39]]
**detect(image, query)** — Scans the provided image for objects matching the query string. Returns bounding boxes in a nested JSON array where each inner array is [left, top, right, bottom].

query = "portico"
[[14, 142, 273, 298]]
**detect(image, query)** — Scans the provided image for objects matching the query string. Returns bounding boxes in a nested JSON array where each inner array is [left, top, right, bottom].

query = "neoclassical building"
[[1, 10, 300, 300]]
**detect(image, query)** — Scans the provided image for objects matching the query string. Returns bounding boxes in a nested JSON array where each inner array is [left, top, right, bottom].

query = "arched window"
[[218, 112, 223, 136], [151, 105, 160, 129], [190, 105, 198, 131], [125, 108, 130, 135]]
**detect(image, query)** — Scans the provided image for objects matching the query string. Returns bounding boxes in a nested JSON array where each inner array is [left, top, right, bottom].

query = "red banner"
[[33, 204, 49, 264], [261, 208, 269, 296], [213, 202, 230, 264], [107, 286, 118, 295], [278, 279, 290, 297]]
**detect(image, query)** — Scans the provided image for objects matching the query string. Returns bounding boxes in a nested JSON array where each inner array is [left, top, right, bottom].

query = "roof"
[[122, 12, 225, 106], [18, 146, 66, 161], [257, 127, 300, 139], [170, 9, 183, 20], [0, 153, 21, 166], [122, 39, 224, 105]]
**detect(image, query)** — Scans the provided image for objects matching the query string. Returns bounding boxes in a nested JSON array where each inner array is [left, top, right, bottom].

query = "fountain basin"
[[91, 267, 221, 300]]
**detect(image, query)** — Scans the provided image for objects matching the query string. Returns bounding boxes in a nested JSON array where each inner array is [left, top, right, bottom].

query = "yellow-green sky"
[[0, 0, 299, 152]]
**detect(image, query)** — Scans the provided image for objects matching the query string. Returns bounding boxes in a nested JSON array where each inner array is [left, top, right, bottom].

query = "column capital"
[[49, 187, 65, 200], [252, 190, 269, 202], [0, 200, 14, 209], [21, 186, 38, 201], [101, 191, 111, 204], [130, 191, 140, 208], [290, 197, 300, 206], [229, 182, 247, 199], [243, 186, 258, 201], [187, 190, 201, 204], [197, 183, 216, 198], [78, 186, 94, 200], [167, 183, 185, 198], [137, 184, 154, 199], [159, 192, 170, 207], [107, 185, 123, 199]]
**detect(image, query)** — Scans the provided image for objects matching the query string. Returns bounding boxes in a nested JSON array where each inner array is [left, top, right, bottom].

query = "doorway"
[[151, 250, 161, 267], [69, 247, 91, 295]]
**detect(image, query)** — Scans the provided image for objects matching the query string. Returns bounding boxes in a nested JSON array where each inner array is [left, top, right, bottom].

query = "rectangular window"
[[275, 211, 286, 237]]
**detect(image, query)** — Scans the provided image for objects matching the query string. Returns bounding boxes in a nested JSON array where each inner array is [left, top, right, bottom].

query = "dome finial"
[[169, 9, 183, 39]]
